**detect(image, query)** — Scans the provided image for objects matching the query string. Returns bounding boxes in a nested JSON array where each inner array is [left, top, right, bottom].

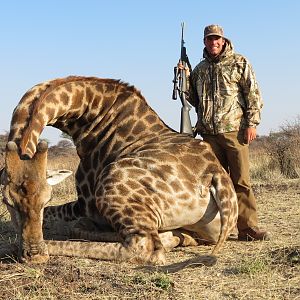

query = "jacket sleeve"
[[187, 71, 198, 111], [240, 59, 264, 127]]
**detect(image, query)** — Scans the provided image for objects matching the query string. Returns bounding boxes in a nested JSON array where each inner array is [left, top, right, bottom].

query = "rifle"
[[172, 22, 194, 136]]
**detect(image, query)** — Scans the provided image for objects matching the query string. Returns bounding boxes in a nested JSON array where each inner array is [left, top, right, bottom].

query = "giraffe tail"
[[210, 173, 238, 255]]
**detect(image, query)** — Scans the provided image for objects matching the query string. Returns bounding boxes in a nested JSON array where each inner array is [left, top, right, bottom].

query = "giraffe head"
[[1, 141, 72, 263]]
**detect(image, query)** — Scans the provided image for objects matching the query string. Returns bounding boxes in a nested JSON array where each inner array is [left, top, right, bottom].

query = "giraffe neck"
[[9, 76, 172, 160]]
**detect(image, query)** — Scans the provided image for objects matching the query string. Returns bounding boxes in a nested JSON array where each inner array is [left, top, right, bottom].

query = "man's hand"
[[244, 127, 257, 144], [177, 61, 190, 77]]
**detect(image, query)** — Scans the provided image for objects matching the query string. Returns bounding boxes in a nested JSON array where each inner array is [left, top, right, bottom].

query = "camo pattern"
[[188, 39, 263, 135]]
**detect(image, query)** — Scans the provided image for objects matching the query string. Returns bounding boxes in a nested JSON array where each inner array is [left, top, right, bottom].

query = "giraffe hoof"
[[150, 250, 166, 265]]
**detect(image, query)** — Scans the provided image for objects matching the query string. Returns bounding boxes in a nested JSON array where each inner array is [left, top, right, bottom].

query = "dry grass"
[[0, 148, 299, 299], [47, 146, 79, 202]]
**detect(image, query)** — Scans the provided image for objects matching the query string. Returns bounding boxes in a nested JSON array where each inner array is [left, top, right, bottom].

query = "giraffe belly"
[[160, 212, 206, 230], [159, 192, 218, 231]]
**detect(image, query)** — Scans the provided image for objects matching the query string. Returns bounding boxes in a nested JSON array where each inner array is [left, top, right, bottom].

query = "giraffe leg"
[[169, 229, 199, 246], [71, 222, 198, 251], [70, 226, 199, 252], [70, 220, 200, 251], [158, 230, 199, 251], [124, 232, 166, 264], [70, 217, 121, 242], [158, 232, 181, 251], [43, 200, 79, 222], [47, 231, 166, 265]]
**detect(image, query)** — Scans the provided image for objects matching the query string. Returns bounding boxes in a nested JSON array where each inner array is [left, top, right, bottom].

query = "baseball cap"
[[204, 24, 225, 39]]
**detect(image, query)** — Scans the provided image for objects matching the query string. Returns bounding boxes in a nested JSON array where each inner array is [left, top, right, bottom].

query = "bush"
[[266, 117, 300, 179]]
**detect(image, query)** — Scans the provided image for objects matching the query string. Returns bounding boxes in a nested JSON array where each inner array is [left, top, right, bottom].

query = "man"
[[185, 24, 270, 241]]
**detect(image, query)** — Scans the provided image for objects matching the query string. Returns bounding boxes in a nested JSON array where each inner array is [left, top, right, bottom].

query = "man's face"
[[204, 35, 225, 57]]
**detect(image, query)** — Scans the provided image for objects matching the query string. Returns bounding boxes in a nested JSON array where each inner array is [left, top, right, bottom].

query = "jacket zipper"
[[210, 63, 217, 134]]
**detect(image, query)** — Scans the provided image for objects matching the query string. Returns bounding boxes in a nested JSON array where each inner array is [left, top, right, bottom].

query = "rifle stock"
[[180, 103, 193, 134]]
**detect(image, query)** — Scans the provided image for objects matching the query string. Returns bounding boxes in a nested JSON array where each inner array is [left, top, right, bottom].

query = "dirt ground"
[[0, 181, 299, 300]]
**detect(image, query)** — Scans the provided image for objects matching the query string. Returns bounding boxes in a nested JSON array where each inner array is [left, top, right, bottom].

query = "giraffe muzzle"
[[20, 241, 50, 264]]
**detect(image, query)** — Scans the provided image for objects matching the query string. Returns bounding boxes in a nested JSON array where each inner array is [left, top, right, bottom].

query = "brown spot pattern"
[[7, 76, 238, 263]]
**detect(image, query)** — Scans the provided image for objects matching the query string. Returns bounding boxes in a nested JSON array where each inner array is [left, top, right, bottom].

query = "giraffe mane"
[[17, 76, 145, 156]]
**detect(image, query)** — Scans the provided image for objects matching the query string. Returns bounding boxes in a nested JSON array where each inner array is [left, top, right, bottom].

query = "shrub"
[[266, 116, 300, 179]]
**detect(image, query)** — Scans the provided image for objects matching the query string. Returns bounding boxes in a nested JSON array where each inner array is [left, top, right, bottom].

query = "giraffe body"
[[2, 76, 238, 264]]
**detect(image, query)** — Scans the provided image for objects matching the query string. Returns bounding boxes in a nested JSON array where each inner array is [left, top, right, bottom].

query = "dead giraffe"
[[2, 76, 238, 264]]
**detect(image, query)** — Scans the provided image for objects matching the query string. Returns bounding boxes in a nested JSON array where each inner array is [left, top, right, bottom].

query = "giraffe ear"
[[46, 169, 72, 186]]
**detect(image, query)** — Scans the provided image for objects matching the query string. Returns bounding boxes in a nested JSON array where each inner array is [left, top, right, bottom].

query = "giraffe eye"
[[19, 184, 28, 196]]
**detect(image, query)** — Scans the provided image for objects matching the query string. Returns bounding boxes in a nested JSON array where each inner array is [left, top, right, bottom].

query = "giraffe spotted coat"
[[2, 76, 238, 264]]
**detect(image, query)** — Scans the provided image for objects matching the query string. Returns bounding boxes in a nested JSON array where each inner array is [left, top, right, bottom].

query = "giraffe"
[[2, 76, 238, 264]]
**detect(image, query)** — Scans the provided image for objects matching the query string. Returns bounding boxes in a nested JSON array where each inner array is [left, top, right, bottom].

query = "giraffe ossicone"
[[1, 76, 238, 265]]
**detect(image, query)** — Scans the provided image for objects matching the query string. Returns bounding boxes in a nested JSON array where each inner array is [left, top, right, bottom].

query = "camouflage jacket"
[[188, 39, 263, 135]]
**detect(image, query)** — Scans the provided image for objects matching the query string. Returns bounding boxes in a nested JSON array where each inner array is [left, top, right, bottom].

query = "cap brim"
[[204, 33, 224, 38]]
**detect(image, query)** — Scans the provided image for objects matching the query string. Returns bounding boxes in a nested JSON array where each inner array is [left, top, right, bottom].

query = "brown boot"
[[238, 227, 270, 241]]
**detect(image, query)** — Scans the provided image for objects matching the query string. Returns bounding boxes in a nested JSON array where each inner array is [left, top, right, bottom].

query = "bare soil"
[[0, 181, 299, 300]]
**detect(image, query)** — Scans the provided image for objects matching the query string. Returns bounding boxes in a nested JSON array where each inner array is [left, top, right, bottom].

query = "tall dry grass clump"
[[249, 137, 286, 184], [250, 116, 300, 184], [267, 117, 300, 179]]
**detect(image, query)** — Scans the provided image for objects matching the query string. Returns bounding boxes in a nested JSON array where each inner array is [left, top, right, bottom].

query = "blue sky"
[[1, 0, 299, 144]]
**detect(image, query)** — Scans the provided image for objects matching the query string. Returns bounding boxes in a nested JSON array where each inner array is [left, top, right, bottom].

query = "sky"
[[1, 0, 299, 145]]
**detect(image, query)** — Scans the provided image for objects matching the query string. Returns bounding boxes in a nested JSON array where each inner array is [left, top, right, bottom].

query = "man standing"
[[186, 24, 269, 241]]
